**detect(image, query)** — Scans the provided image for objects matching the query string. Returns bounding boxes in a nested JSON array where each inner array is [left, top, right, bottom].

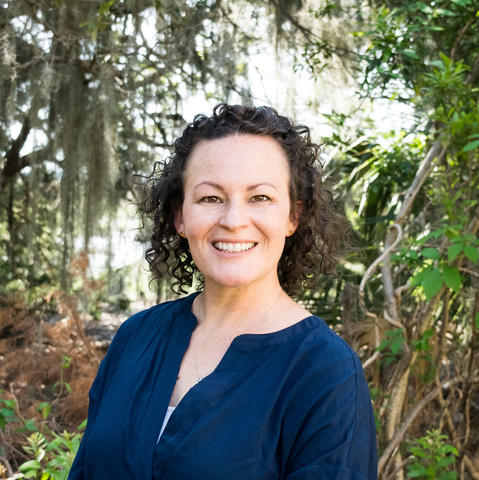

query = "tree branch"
[[1, 115, 32, 186], [450, 16, 477, 61], [0, 455, 13, 477], [463, 454, 479, 480], [466, 52, 479, 85], [396, 141, 446, 224], [378, 377, 462, 475]]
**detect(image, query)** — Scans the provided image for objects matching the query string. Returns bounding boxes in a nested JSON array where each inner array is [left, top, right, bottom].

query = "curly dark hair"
[[139, 103, 349, 296]]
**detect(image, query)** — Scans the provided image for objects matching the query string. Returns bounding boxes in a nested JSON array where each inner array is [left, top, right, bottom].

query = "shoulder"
[[96, 294, 194, 382], [111, 293, 195, 348], [281, 318, 377, 478], [281, 316, 370, 412], [296, 317, 362, 378]]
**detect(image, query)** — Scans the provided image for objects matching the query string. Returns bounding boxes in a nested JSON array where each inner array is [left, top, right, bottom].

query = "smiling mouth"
[[212, 242, 257, 252]]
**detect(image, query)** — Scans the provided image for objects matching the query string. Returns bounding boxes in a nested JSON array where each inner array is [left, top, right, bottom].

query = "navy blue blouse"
[[68, 292, 377, 479]]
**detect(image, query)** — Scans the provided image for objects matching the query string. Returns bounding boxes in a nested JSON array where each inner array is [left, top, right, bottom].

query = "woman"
[[68, 104, 377, 479]]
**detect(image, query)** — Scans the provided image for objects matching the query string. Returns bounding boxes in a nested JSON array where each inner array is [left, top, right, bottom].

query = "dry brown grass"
[[0, 291, 105, 470]]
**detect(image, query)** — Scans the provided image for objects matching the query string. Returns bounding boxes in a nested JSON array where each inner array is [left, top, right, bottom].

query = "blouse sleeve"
[[67, 316, 138, 479], [283, 341, 377, 480]]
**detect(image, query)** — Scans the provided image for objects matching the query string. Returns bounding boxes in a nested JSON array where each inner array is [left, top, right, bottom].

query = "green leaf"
[[422, 267, 443, 299], [417, 2, 433, 14], [36, 402, 51, 420], [24, 419, 38, 431], [476, 312, 479, 329], [0, 407, 15, 417], [390, 337, 404, 355], [442, 265, 462, 291], [36, 447, 46, 462], [376, 339, 391, 352], [19, 459, 42, 471], [438, 472, 458, 480], [447, 243, 462, 262], [410, 268, 426, 287], [441, 444, 458, 455], [403, 50, 420, 59], [435, 8, 456, 16], [408, 465, 428, 477], [445, 226, 462, 239], [422, 247, 440, 260], [460, 139, 479, 152], [464, 245, 479, 263], [36, 402, 49, 411]]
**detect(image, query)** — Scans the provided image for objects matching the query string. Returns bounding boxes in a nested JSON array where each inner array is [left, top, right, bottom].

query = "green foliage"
[[361, 0, 479, 98], [407, 430, 458, 479], [323, 128, 427, 246], [420, 52, 470, 111], [412, 328, 433, 353], [411, 328, 436, 382], [393, 224, 478, 299], [460, 133, 479, 153], [376, 328, 407, 363], [309, 0, 479, 474], [0, 390, 17, 432], [36, 403, 52, 421], [52, 355, 72, 400], [18, 430, 82, 480], [0, 390, 85, 479], [114, 294, 131, 311]]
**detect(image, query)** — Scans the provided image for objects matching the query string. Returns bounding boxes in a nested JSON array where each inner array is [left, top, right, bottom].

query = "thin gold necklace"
[[191, 290, 284, 384]]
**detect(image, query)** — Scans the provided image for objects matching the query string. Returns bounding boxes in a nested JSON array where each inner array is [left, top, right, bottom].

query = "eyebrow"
[[193, 181, 279, 191]]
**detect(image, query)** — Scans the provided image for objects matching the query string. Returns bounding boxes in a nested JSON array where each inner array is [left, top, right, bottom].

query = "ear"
[[174, 209, 185, 236], [287, 201, 303, 236]]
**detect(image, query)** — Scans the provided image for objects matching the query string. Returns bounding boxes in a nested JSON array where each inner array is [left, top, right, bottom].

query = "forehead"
[[184, 134, 290, 187]]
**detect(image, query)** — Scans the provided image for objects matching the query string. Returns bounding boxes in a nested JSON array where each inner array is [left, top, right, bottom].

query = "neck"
[[193, 277, 289, 334]]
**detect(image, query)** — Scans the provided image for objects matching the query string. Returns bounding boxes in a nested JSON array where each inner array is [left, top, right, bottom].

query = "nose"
[[219, 200, 249, 230]]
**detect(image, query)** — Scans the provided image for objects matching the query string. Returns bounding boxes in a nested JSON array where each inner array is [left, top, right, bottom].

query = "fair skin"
[[170, 133, 310, 407]]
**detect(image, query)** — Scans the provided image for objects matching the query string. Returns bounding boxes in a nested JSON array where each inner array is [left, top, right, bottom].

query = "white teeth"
[[213, 242, 255, 252]]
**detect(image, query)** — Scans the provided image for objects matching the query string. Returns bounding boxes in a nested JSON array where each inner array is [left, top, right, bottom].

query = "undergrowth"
[[0, 292, 104, 478]]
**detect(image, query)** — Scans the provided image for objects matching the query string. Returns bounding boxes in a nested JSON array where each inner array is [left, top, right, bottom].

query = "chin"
[[215, 279, 254, 289], [207, 273, 260, 289]]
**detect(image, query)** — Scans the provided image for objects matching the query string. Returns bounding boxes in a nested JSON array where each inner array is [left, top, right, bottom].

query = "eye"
[[250, 195, 271, 202], [200, 196, 221, 203]]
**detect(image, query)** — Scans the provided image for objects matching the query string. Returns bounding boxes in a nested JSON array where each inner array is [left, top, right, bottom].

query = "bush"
[[407, 429, 458, 480]]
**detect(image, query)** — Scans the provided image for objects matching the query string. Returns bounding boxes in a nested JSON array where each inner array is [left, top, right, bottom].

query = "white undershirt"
[[157, 406, 176, 443]]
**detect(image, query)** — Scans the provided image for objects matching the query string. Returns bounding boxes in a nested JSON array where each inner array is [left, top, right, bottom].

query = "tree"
[[1, 0, 354, 294], [0, 0, 254, 291], [303, 1, 479, 477]]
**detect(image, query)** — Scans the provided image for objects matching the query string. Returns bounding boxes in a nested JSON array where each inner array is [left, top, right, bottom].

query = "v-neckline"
[[152, 292, 326, 477], [166, 291, 316, 409], [158, 292, 324, 434], [151, 314, 250, 477], [161, 292, 240, 423]]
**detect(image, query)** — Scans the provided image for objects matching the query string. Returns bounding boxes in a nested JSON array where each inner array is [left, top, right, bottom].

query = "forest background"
[[1, 0, 478, 479]]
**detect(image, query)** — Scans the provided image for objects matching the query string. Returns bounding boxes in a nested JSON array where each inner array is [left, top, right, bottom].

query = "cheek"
[[183, 208, 217, 235], [260, 216, 291, 241]]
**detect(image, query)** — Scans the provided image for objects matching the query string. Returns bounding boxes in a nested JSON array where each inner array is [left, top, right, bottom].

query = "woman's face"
[[175, 133, 297, 291]]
